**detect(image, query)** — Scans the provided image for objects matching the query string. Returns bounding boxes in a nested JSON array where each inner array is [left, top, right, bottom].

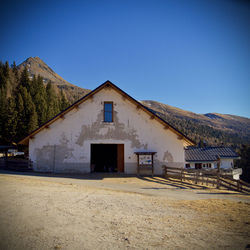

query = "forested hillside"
[[141, 100, 250, 147], [0, 61, 70, 144]]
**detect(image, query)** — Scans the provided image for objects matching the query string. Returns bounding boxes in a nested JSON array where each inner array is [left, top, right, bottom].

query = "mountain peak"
[[18, 57, 67, 84], [25, 56, 43, 62], [17, 57, 91, 102]]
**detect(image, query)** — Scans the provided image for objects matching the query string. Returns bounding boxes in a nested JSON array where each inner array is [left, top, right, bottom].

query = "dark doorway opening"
[[91, 144, 124, 173]]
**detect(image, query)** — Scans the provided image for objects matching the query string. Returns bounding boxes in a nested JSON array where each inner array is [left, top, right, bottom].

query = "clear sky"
[[1, 0, 249, 117]]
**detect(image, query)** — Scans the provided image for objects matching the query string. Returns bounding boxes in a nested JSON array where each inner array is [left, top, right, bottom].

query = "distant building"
[[185, 146, 240, 169]]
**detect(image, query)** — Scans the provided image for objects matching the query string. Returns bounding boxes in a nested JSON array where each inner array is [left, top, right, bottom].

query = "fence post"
[[217, 157, 221, 189], [237, 180, 241, 191], [162, 165, 167, 179], [201, 170, 204, 185]]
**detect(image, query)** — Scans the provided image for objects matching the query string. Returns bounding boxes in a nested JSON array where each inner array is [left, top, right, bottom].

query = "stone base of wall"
[[33, 162, 90, 174]]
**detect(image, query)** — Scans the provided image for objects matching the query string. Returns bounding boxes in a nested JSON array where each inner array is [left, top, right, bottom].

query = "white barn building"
[[19, 81, 194, 175]]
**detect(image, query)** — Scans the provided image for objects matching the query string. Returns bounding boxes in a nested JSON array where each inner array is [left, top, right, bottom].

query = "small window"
[[104, 102, 113, 122], [195, 163, 202, 169]]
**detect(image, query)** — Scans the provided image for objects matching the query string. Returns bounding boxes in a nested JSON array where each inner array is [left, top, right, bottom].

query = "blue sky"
[[1, 0, 250, 117]]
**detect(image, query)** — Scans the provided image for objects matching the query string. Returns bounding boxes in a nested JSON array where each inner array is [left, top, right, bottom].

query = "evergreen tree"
[[15, 92, 25, 141], [0, 86, 8, 143], [19, 67, 31, 91], [236, 145, 250, 183], [4, 97, 18, 143], [29, 74, 37, 98], [22, 87, 38, 134], [11, 61, 20, 87], [0, 64, 7, 88], [33, 75, 47, 125], [59, 89, 70, 111], [46, 81, 60, 120], [3, 61, 10, 78], [15, 86, 38, 141]]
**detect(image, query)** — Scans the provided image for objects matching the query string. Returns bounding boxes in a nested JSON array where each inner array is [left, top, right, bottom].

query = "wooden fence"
[[0, 158, 33, 171], [162, 165, 250, 194]]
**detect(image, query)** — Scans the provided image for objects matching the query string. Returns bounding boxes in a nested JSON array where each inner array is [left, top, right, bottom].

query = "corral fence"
[[0, 158, 33, 171], [162, 165, 250, 194]]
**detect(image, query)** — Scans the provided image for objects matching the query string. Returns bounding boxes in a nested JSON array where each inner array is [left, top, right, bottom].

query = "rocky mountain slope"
[[17, 57, 250, 145], [18, 57, 91, 102]]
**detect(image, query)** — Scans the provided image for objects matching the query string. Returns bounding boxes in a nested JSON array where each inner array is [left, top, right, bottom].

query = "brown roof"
[[18, 80, 195, 145]]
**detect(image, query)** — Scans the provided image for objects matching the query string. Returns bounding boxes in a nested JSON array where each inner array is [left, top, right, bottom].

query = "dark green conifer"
[[46, 81, 60, 120], [19, 67, 31, 91], [60, 89, 70, 111], [15, 86, 38, 141], [33, 75, 47, 125], [0, 86, 8, 143], [4, 97, 18, 143]]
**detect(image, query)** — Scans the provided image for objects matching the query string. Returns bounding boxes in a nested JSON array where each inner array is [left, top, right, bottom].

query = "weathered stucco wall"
[[29, 88, 187, 174]]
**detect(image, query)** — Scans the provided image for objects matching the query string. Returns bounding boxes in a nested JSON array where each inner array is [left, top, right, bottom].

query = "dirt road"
[[0, 171, 249, 249]]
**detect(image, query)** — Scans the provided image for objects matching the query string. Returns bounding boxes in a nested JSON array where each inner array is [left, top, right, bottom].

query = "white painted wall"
[[220, 158, 234, 169], [29, 88, 187, 174], [187, 159, 233, 169]]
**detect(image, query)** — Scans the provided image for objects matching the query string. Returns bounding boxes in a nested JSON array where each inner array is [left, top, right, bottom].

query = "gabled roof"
[[185, 146, 239, 162], [18, 80, 195, 145]]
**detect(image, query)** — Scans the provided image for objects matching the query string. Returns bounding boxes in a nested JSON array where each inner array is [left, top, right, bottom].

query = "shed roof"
[[18, 80, 195, 145], [185, 146, 239, 162]]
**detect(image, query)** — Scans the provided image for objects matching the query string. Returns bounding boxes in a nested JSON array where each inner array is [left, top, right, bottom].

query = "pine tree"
[[0, 64, 7, 88], [15, 91, 25, 141], [59, 89, 70, 111], [19, 67, 31, 91], [11, 61, 19, 79], [33, 75, 47, 125], [46, 81, 60, 120], [3, 61, 10, 78], [4, 97, 18, 143], [15, 86, 38, 141], [22, 87, 38, 134], [0, 86, 8, 143], [29, 74, 37, 98]]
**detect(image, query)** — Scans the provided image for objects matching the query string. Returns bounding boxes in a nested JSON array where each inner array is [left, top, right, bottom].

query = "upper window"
[[104, 102, 113, 122]]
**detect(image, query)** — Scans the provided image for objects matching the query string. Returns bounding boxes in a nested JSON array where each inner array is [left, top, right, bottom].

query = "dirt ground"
[[0, 171, 249, 250]]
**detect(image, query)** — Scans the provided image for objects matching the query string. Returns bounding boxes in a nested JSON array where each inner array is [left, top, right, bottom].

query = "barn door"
[[117, 144, 124, 172]]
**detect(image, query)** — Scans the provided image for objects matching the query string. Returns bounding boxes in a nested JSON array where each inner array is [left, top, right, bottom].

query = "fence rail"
[[0, 158, 33, 171], [162, 165, 250, 194]]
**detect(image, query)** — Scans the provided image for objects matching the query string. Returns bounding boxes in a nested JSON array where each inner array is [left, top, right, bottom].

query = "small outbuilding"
[[19, 81, 194, 175], [185, 146, 240, 169]]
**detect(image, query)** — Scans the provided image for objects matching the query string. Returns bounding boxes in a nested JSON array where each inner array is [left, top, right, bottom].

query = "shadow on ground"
[[0, 169, 210, 190]]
